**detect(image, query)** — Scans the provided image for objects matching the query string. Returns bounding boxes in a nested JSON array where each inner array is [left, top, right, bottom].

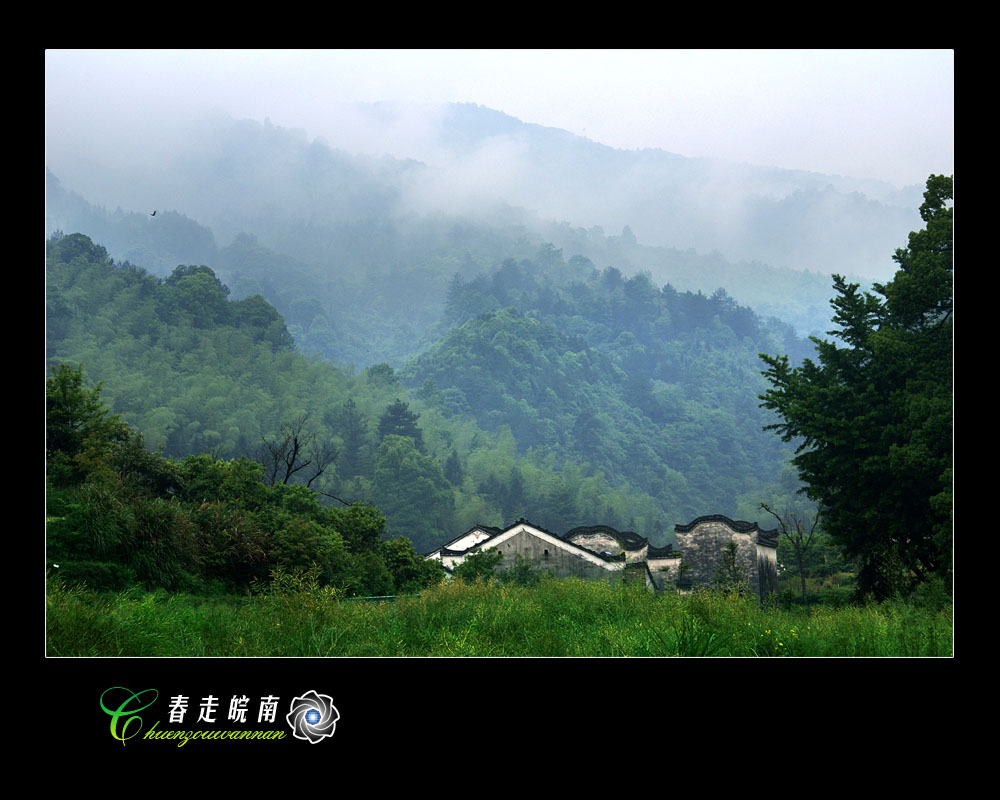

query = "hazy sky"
[[45, 48, 953, 189]]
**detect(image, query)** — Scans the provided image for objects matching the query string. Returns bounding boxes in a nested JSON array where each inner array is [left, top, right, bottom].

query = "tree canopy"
[[46, 363, 445, 596], [759, 175, 953, 600], [46, 363, 130, 487]]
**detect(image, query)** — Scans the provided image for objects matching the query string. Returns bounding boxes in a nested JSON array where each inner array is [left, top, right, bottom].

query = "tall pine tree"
[[759, 175, 953, 600], [377, 399, 424, 452]]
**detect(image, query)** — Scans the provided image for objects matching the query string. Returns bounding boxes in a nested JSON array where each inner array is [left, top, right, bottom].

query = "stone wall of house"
[[674, 521, 760, 596], [756, 547, 779, 601], [489, 530, 621, 582], [568, 534, 648, 564], [570, 532, 622, 555], [647, 556, 682, 592], [624, 563, 656, 590]]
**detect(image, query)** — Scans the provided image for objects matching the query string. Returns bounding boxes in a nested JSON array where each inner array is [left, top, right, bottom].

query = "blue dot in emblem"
[[305, 709, 321, 725]]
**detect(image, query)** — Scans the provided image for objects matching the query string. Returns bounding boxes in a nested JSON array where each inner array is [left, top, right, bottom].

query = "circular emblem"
[[286, 690, 339, 744]]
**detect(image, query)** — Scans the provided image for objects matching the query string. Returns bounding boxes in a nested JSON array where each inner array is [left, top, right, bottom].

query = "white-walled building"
[[425, 515, 779, 599]]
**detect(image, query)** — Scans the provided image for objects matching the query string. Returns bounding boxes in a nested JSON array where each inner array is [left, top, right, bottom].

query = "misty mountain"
[[45, 171, 220, 277], [46, 101, 921, 277], [422, 103, 923, 280], [45, 105, 916, 365]]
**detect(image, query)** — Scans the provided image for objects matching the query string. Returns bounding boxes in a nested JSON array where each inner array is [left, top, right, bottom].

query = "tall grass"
[[46, 575, 953, 657]]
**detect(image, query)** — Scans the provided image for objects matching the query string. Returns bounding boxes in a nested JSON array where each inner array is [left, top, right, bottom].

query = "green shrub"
[[498, 554, 543, 587], [54, 484, 200, 590], [452, 549, 503, 583]]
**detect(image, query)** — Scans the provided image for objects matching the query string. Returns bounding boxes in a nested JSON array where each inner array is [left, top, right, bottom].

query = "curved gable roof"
[[674, 515, 779, 547], [427, 524, 503, 555], [564, 524, 648, 551]]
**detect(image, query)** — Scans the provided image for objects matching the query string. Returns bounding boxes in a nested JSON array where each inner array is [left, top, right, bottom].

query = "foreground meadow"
[[46, 575, 953, 657]]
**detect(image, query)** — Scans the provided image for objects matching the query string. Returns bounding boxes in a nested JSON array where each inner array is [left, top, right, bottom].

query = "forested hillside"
[[46, 357, 442, 597], [404, 253, 809, 527], [45, 170, 220, 277], [46, 229, 811, 555]]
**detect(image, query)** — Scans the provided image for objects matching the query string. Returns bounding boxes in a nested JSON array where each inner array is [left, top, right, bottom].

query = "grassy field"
[[46, 574, 953, 657]]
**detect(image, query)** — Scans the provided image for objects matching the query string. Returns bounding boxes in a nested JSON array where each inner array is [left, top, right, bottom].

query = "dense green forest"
[[46, 360, 441, 596], [403, 253, 813, 528], [46, 223, 817, 564]]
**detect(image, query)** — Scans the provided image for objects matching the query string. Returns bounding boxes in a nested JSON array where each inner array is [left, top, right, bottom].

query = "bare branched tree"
[[256, 415, 338, 488], [760, 502, 820, 602]]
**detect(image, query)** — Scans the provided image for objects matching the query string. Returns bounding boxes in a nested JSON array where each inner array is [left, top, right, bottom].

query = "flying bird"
[[150, 210, 157, 216]]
